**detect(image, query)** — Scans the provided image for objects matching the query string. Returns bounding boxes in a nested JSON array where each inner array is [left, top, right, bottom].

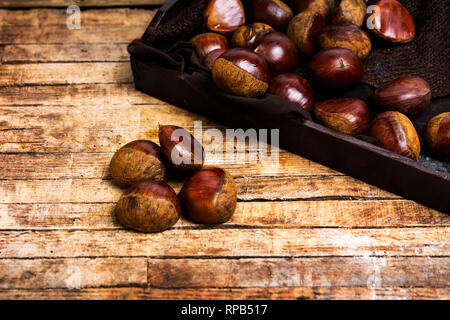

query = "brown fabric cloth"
[[363, 0, 450, 98]]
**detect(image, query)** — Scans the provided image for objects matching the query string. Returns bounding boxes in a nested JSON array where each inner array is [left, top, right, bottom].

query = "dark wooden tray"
[[129, 0, 449, 214]]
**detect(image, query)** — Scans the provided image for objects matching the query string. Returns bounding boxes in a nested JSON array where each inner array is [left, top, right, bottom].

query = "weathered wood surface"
[[0, 8, 448, 300]]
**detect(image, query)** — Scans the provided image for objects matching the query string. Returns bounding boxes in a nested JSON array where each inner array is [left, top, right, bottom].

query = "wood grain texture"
[[0, 258, 147, 289], [0, 177, 398, 204], [1, 200, 448, 231], [0, 228, 448, 258], [0, 287, 448, 300], [147, 257, 450, 288], [0, 7, 448, 300]]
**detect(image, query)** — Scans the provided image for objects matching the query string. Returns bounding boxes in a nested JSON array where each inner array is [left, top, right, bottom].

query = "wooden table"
[[0, 7, 448, 300]]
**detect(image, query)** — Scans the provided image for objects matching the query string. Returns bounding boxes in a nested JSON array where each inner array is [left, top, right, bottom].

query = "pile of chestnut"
[[109, 126, 237, 233], [190, 0, 449, 160]]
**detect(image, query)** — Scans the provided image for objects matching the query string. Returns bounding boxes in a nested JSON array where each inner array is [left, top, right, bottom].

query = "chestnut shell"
[[424, 113, 450, 158], [308, 48, 363, 92], [374, 75, 431, 117], [255, 32, 299, 76], [116, 180, 181, 233], [204, 0, 246, 34], [190, 33, 229, 61], [269, 73, 315, 111], [179, 167, 237, 224], [288, 0, 335, 17], [287, 10, 326, 56], [110, 140, 167, 186], [212, 48, 271, 97], [251, 0, 294, 32], [314, 98, 370, 136], [369, 111, 421, 160], [317, 25, 372, 60], [331, 0, 367, 27], [367, 0, 415, 43], [231, 23, 275, 50], [159, 125, 205, 177]]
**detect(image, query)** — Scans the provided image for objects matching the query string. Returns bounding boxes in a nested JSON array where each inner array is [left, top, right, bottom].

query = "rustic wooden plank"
[[0, 228, 448, 258], [0, 8, 155, 26], [0, 152, 337, 180], [1, 26, 148, 44], [0, 105, 213, 134], [0, 257, 446, 291], [148, 257, 450, 288], [0, 258, 147, 289], [0, 200, 447, 231], [0, 63, 132, 86], [0, 1, 166, 8], [0, 84, 163, 106], [0, 287, 447, 300], [2, 44, 129, 63], [0, 177, 397, 205]]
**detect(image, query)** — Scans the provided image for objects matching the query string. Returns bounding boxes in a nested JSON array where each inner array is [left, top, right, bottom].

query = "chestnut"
[[317, 25, 372, 60], [110, 140, 167, 186], [314, 98, 370, 136], [367, 0, 415, 43], [254, 32, 298, 76], [269, 73, 315, 111], [212, 48, 271, 97], [369, 111, 421, 160], [204, 48, 227, 70], [308, 48, 363, 92], [251, 0, 294, 32], [374, 76, 431, 117], [288, 0, 335, 17], [116, 180, 181, 233], [424, 113, 450, 158], [159, 125, 205, 178], [179, 167, 237, 224], [204, 0, 246, 35], [231, 23, 274, 50], [331, 0, 366, 27], [190, 33, 229, 62], [287, 10, 326, 56]]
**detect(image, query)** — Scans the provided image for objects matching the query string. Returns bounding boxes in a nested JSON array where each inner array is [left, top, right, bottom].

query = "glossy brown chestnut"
[[190, 33, 229, 61], [204, 0, 246, 34], [204, 48, 227, 70], [367, 0, 415, 43], [288, 0, 335, 17], [254, 32, 298, 76], [331, 0, 366, 27], [110, 140, 167, 186], [424, 113, 450, 158], [251, 0, 294, 32], [212, 48, 271, 97], [269, 73, 315, 111], [231, 23, 275, 50], [317, 25, 372, 60], [374, 75, 431, 117], [116, 180, 181, 233], [314, 98, 370, 136], [159, 125, 205, 177], [369, 111, 421, 160], [308, 48, 363, 92], [287, 10, 326, 56], [179, 168, 237, 224]]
